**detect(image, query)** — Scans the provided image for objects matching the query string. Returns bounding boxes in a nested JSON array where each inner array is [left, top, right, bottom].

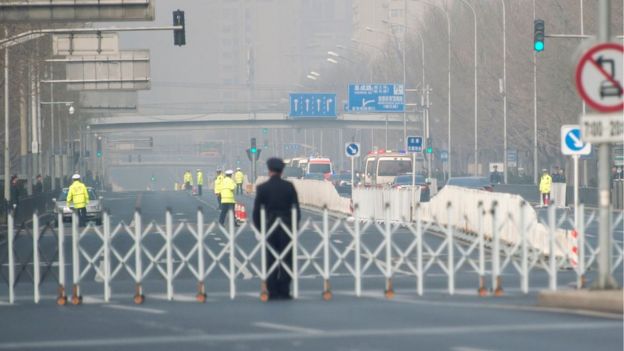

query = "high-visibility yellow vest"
[[220, 177, 236, 204], [67, 181, 89, 209], [234, 171, 244, 184], [539, 174, 552, 194], [183, 172, 193, 185], [196, 171, 204, 185], [214, 174, 224, 194]]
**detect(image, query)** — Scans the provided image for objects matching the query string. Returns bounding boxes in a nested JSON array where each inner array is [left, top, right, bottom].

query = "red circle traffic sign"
[[575, 42, 624, 113]]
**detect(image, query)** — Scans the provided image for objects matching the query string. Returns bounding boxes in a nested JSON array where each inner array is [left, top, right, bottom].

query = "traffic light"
[[263, 139, 268, 148], [250, 137, 257, 154], [425, 137, 433, 154], [96, 136, 102, 158], [534, 19, 545, 52], [173, 10, 186, 46], [151, 175, 156, 182], [262, 128, 268, 135]]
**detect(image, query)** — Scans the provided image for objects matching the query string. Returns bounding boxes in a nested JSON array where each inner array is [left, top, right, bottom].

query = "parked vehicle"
[[53, 187, 103, 225], [390, 174, 431, 202], [446, 177, 494, 192]]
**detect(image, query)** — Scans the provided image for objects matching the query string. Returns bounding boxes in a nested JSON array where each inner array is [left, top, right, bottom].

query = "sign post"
[[407, 136, 423, 221], [574, 29, 623, 288], [561, 125, 592, 229], [345, 142, 361, 196]]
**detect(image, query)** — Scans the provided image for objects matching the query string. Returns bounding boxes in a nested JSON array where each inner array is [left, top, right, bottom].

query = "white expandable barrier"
[[255, 177, 352, 215], [416, 186, 569, 256], [352, 187, 421, 222]]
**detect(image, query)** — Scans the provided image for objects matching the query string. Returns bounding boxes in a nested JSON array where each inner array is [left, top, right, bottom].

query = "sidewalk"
[[538, 289, 623, 315]]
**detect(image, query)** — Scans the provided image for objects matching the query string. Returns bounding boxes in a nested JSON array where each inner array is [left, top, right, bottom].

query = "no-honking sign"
[[575, 43, 624, 113]]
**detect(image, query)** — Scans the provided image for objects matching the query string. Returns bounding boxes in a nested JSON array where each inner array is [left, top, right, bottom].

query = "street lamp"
[[458, 0, 479, 176], [365, 26, 408, 147], [68, 104, 75, 115], [411, 0, 452, 178]]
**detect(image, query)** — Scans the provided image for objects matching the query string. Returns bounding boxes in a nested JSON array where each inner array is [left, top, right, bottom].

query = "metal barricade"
[[2, 201, 623, 305]]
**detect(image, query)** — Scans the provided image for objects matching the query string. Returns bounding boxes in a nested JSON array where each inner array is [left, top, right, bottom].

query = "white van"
[[363, 151, 413, 186]]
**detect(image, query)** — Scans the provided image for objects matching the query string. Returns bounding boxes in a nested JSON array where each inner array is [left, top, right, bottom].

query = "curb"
[[537, 289, 623, 315]]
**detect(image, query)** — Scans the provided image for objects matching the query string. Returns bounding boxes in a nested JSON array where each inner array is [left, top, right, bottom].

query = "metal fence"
[[0, 203, 622, 305]]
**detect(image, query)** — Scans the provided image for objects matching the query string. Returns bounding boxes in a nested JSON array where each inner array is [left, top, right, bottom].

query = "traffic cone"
[[236, 203, 247, 222]]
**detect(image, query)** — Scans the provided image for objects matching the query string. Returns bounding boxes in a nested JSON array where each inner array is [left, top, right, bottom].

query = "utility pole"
[[595, 0, 617, 290], [3, 28, 10, 206]]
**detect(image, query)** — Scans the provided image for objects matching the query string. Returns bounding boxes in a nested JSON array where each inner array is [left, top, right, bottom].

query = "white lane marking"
[[365, 293, 624, 320], [333, 239, 343, 244], [253, 322, 322, 334], [103, 304, 166, 315], [0, 321, 618, 349]]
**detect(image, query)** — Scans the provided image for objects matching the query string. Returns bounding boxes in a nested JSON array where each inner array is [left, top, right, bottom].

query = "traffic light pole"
[[595, 0, 617, 290]]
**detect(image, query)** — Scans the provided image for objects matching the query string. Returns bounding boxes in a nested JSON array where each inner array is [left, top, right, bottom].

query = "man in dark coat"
[[253, 158, 300, 300]]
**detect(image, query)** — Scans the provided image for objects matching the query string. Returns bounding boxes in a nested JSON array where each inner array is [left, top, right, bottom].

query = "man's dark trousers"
[[219, 203, 235, 225]]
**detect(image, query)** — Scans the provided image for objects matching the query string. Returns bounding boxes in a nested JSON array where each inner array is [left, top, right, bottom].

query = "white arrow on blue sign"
[[561, 125, 591, 156], [345, 142, 361, 158], [407, 136, 423, 153]]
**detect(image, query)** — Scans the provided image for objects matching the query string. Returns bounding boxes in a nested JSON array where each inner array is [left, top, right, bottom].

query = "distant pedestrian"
[[539, 169, 552, 206], [183, 170, 193, 191], [67, 174, 89, 227], [253, 158, 300, 300], [234, 167, 245, 195], [219, 170, 237, 225], [196, 169, 204, 196], [490, 165, 502, 184], [34, 175, 43, 194], [213, 169, 224, 208]]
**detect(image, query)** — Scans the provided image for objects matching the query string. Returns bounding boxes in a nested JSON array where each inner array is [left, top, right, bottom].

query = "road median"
[[538, 289, 623, 315]]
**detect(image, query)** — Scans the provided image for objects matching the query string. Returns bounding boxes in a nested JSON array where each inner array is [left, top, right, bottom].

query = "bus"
[[362, 150, 417, 186]]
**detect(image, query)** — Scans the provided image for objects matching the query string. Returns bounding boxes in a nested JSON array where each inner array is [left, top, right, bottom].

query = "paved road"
[[0, 190, 622, 350]]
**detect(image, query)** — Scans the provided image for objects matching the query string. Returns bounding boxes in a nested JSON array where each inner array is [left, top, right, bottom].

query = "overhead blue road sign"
[[561, 125, 591, 156], [347, 84, 404, 113], [407, 136, 422, 153], [289, 93, 336, 117], [345, 142, 361, 158]]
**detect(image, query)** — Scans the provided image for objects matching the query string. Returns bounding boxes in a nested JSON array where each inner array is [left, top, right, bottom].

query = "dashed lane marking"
[[253, 322, 322, 334], [103, 304, 166, 315]]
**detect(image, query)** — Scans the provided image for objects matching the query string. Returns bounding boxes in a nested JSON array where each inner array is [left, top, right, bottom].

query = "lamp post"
[[365, 26, 407, 148], [458, 0, 479, 176], [412, 0, 452, 178], [500, 0, 508, 184]]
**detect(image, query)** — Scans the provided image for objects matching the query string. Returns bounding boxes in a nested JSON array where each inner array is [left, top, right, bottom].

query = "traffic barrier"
[[1, 203, 621, 304]]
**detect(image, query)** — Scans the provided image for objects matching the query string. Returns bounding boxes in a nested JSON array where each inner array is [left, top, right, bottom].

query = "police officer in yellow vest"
[[67, 174, 90, 226], [183, 170, 193, 191], [539, 169, 552, 206], [196, 169, 204, 196], [214, 169, 224, 208], [219, 169, 237, 225], [234, 167, 245, 195]]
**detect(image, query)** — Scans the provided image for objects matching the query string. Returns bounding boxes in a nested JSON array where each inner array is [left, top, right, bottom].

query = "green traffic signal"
[[251, 147, 257, 153], [534, 41, 544, 52], [96, 151, 102, 158], [426, 147, 433, 154], [534, 19, 545, 52]]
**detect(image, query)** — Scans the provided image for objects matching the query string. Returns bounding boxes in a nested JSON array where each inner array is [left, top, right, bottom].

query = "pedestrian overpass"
[[88, 112, 415, 133]]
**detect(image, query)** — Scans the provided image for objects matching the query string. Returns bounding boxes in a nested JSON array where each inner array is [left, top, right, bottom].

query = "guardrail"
[[1, 204, 621, 305]]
